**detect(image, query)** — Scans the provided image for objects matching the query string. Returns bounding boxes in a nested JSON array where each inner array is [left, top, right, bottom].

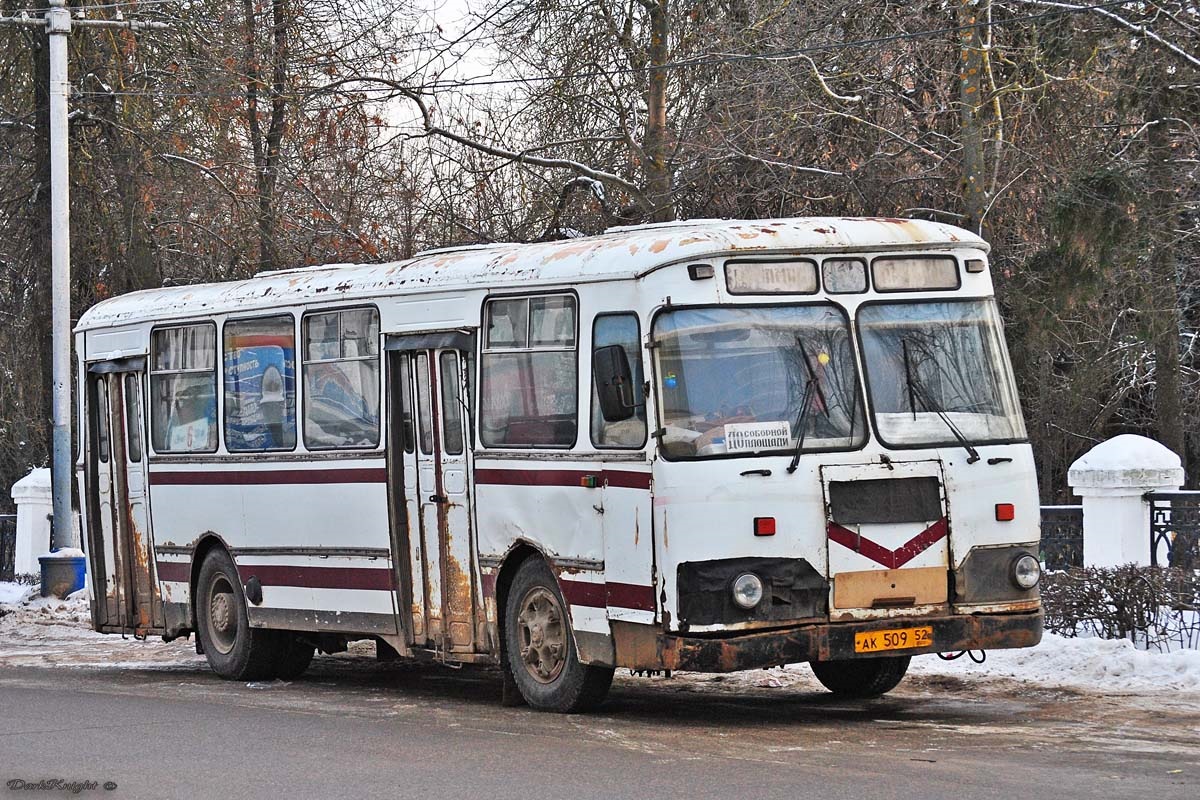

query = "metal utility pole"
[[1, 2, 168, 551]]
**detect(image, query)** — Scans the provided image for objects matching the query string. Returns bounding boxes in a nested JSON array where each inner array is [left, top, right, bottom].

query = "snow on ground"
[[909, 633, 1200, 693], [0, 581, 33, 605], [662, 634, 1200, 701], [2, 584, 1199, 702], [0, 585, 202, 670]]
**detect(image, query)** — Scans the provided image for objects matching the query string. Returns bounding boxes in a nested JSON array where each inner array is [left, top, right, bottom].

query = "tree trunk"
[[643, 0, 671, 222], [244, 0, 288, 272], [1145, 91, 1185, 462], [957, 0, 987, 235]]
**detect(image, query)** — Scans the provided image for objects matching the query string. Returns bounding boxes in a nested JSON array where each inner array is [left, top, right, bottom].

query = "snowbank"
[[910, 632, 1200, 693], [657, 633, 1200, 699], [0, 581, 33, 605]]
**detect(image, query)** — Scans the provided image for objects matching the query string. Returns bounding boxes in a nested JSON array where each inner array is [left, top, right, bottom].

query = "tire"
[[503, 558, 614, 713], [274, 633, 315, 680], [810, 656, 911, 698], [195, 549, 283, 681]]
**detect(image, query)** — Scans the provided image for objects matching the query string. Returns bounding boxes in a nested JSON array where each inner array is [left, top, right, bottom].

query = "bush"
[[1041, 565, 1200, 652]]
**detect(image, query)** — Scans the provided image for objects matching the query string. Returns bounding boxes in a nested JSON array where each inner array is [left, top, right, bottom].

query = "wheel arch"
[[188, 531, 236, 630], [493, 540, 547, 654], [493, 539, 613, 667]]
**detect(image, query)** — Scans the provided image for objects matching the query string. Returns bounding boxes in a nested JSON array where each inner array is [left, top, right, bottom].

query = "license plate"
[[854, 626, 933, 653]]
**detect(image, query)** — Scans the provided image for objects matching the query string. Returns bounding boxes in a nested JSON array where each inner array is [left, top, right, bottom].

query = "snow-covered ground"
[[2, 581, 1199, 702]]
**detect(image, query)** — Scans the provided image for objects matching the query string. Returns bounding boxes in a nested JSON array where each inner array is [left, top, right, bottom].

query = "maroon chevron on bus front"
[[826, 518, 949, 569]]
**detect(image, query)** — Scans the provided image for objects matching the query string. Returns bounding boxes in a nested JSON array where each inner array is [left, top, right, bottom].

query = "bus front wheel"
[[503, 558, 613, 713], [810, 655, 911, 698], [195, 549, 282, 681]]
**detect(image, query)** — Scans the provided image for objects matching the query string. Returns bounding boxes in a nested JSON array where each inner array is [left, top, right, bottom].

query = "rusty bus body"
[[75, 217, 1042, 711]]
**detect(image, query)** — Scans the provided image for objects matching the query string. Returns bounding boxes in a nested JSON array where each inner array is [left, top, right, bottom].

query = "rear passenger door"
[[388, 334, 479, 654], [86, 362, 161, 635]]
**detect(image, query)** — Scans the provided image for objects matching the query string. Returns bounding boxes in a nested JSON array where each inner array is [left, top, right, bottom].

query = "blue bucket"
[[39, 552, 86, 598]]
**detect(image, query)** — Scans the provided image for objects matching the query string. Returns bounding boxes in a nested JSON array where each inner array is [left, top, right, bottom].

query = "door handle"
[[428, 494, 448, 504]]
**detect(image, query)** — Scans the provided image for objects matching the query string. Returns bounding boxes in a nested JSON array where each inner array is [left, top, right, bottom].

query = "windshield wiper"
[[901, 338, 981, 464], [787, 339, 828, 474]]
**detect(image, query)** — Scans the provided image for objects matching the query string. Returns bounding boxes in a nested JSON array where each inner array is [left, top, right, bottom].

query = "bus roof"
[[76, 217, 986, 331]]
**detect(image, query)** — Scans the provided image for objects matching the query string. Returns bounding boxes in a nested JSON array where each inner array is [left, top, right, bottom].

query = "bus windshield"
[[653, 305, 866, 459], [858, 300, 1025, 447]]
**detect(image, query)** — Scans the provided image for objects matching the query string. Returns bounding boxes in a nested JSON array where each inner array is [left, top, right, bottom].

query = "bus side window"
[[302, 308, 381, 450], [124, 373, 143, 462], [150, 323, 218, 454], [223, 315, 297, 452], [480, 294, 577, 448], [591, 313, 646, 448], [96, 379, 110, 463]]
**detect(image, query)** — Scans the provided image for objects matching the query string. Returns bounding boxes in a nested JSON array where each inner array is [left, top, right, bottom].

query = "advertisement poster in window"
[[224, 333, 296, 451]]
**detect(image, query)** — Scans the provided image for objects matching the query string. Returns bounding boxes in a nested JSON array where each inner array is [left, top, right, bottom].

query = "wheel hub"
[[517, 587, 566, 684], [211, 593, 233, 634], [206, 575, 238, 655]]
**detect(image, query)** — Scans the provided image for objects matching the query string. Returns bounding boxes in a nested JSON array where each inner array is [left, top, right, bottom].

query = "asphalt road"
[[0, 651, 1197, 800]]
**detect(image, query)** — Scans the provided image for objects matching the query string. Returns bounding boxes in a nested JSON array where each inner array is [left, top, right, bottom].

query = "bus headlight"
[[731, 572, 764, 610], [1011, 554, 1041, 590]]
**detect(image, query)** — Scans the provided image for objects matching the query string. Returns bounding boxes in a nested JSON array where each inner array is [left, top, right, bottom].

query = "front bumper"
[[612, 609, 1043, 673]]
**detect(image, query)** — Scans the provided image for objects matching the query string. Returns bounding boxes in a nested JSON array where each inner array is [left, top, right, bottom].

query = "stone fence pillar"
[[10, 468, 52, 576], [1068, 434, 1184, 567]]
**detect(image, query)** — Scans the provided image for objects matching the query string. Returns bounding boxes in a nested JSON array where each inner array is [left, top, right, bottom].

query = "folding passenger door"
[[386, 333, 479, 655], [86, 362, 161, 635]]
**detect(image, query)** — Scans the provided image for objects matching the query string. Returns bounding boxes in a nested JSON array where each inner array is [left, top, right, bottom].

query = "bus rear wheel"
[[195, 549, 282, 681], [810, 656, 911, 698], [503, 558, 613, 713]]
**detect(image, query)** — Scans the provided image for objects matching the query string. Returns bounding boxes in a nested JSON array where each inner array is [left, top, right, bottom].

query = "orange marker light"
[[995, 503, 1015, 521], [754, 517, 776, 536]]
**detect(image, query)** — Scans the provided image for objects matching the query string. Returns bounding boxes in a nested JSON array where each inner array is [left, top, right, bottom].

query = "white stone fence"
[[1061, 434, 1196, 569], [10, 468, 51, 577]]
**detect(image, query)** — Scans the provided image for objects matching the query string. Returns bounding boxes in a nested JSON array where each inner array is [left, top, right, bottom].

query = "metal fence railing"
[[1146, 491, 1200, 569], [1040, 505, 1084, 570], [0, 514, 16, 583]]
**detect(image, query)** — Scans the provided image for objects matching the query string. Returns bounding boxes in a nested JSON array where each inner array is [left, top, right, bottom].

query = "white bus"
[[76, 217, 1042, 712]]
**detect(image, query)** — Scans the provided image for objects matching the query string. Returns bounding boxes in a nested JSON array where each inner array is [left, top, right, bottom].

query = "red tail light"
[[995, 503, 1015, 521], [754, 517, 776, 536]]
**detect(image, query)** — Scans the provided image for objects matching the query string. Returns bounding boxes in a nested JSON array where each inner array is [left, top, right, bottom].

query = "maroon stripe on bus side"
[[236, 564, 396, 591], [603, 470, 653, 490], [156, 561, 190, 583], [603, 581, 657, 612], [149, 468, 387, 486], [560, 579, 607, 608], [475, 468, 650, 490], [481, 570, 653, 611]]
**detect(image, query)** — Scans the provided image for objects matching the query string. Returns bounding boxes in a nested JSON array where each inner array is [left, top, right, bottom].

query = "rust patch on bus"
[[544, 242, 594, 262], [128, 512, 152, 633], [649, 239, 669, 253]]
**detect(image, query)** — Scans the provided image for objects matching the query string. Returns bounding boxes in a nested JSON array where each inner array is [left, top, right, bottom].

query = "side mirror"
[[593, 345, 636, 422]]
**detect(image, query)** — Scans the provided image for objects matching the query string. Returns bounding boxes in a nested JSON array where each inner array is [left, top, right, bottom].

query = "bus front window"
[[653, 305, 866, 459], [858, 300, 1026, 447]]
